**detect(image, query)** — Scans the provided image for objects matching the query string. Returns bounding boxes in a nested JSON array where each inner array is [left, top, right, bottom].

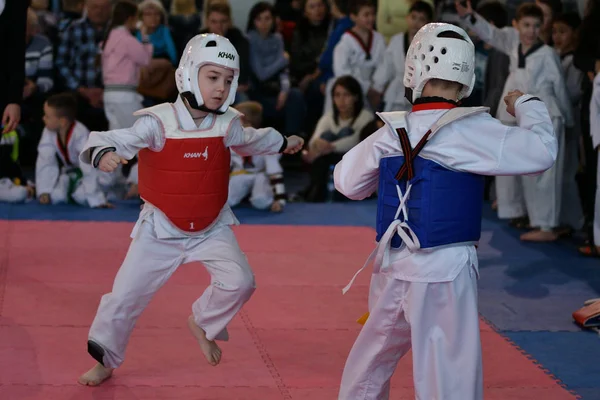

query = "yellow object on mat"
[[357, 312, 370, 325]]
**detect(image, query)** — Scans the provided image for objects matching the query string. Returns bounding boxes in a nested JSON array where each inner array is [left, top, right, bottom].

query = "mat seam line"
[[240, 309, 292, 400], [479, 315, 583, 400]]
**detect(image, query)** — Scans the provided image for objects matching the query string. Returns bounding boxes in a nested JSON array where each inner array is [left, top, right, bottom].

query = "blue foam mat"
[[0, 199, 378, 227], [504, 331, 600, 393]]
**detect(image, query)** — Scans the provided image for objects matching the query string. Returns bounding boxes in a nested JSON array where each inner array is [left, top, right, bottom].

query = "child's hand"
[[284, 135, 305, 154], [455, 0, 472, 17], [276, 91, 288, 111], [99, 152, 128, 173], [504, 90, 525, 117], [39, 193, 50, 205]]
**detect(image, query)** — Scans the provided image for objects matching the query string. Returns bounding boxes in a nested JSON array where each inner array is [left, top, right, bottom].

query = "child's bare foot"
[[77, 363, 113, 386], [187, 315, 222, 366]]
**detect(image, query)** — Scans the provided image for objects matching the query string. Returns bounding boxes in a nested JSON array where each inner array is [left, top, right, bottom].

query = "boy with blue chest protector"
[[335, 23, 558, 400]]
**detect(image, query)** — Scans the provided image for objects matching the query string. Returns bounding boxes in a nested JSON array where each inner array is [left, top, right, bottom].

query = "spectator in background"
[[21, 7, 55, 168], [25, 8, 54, 99], [0, 0, 28, 135], [199, 1, 251, 103], [299, 76, 373, 202], [168, 0, 202, 56], [536, 0, 562, 45], [136, 0, 178, 66], [318, 0, 353, 95], [0, 0, 29, 201], [56, 0, 111, 132], [57, 0, 84, 38], [377, 0, 434, 44], [290, 0, 330, 135], [247, 1, 307, 136]]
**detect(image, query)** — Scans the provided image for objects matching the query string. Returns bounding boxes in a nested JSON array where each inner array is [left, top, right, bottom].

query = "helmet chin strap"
[[404, 87, 414, 105], [180, 92, 226, 115]]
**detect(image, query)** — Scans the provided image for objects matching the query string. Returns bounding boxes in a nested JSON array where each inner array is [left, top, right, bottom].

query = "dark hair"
[[515, 3, 544, 22], [331, 75, 364, 125], [46, 93, 78, 121], [247, 2, 277, 34], [537, 0, 563, 15], [332, 0, 349, 15], [553, 12, 581, 30], [206, 2, 231, 19], [477, 1, 508, 28], [296, 0, 331, 41], [409, 1, 434, 22], [102, 1, 138, 51], [348, 0, 375, 16]]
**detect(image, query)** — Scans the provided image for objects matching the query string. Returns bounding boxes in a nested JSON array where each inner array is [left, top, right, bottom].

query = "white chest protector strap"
[[342, 106, 489, 295]]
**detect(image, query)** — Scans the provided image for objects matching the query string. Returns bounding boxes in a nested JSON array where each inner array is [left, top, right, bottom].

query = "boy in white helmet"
[[335, 23, 557, 399], [76, 33, 304, 387]]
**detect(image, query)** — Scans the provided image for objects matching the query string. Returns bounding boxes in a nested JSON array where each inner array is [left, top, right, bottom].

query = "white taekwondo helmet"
[[404, 23, 476, 103], [175, 33, 240, 114]]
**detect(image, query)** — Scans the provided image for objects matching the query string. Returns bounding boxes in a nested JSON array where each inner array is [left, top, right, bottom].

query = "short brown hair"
[[348, 0, 375, 16], [46, 93, 78, 121], [515, 3, 544, 22], [206, 1, 231, 18]]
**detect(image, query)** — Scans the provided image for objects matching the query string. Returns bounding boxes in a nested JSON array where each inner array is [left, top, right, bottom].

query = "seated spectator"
[[57, 0, 85, 38], [55, 0, 111, 132], [290, 0, 330, 134], [228, 101, 287, 213], [21, 7, 55, 167], [36, 93, 117, 208], [136, 0, 178, 65], [136, 0, 178, 101], [30, 0, 58, 43], [199, 1, 250, 103], [247, 1, 306, 136], [168, 0, 202, 56], [299, 76, 374, 202]]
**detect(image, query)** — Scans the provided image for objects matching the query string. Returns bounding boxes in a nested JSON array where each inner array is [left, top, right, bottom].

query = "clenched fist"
[[283, 135, 305, 154], [99, 151, 128, 173], [504, 90, 525, 117]]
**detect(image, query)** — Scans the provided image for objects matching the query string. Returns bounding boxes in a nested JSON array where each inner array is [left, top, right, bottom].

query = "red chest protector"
[[134, 103, 240, 233]]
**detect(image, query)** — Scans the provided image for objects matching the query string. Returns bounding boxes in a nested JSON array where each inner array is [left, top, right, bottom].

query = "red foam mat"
[[0, 221, 578, 399]]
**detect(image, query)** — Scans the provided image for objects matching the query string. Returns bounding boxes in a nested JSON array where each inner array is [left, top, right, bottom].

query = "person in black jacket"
[[0, 0, 29, 134]]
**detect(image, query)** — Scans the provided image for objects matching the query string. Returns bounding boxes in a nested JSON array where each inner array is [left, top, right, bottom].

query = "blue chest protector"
[[375, 109, 486, 250]]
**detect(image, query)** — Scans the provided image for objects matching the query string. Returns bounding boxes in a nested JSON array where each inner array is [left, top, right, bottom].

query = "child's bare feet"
[[77, 363, 113, 386], [187, 315, 222, 366]]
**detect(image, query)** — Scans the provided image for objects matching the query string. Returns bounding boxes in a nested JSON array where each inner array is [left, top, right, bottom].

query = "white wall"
[[228, 0, 274, 31]]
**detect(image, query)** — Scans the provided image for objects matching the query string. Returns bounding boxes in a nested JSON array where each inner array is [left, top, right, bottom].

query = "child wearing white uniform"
[[36, 93, 113, 208], [335, 23, 557, 399], [457, 1, 573, 242], [76, 34, 304, 386], [228, 101, 286, 212], [370, 1, 432, 112], [325, 0, 385, 113]]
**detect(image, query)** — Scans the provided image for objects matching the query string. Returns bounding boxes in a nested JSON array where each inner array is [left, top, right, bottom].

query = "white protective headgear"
[[175, 33, 239, 114], [404, 23, 476, 103]]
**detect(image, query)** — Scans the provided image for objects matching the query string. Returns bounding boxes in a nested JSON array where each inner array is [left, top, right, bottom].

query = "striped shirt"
[[25, 34, 54, 93]]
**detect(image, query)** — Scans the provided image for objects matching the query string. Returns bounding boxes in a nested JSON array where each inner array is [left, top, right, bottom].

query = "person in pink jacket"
[[101, 0, 154, 197]]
